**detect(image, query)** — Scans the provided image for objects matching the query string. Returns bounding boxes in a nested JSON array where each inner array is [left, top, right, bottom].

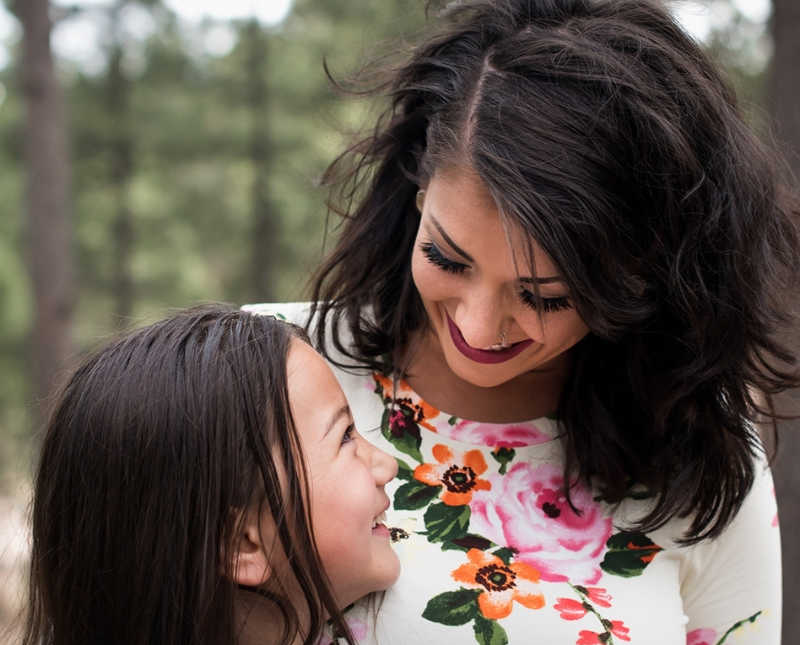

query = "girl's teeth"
[[372, 511, 386, 527]]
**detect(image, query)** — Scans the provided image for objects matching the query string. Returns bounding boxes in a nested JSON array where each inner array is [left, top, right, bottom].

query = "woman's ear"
[[226, 506, 272, 587]]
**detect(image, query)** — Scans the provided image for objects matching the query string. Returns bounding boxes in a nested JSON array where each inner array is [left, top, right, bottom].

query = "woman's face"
[[411, 167, 590, 389]]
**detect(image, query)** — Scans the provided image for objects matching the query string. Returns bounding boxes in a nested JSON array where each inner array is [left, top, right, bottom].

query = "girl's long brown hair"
[[23, 305, 356, 645]]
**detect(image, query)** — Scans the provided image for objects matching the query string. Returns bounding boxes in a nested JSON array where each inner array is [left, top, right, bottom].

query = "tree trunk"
[[768, 0, 800, 640], [770, 0, 800, 179], [107, 30, 134, 323], [245, 19, 277, 302], [18, 0, 75, 421]]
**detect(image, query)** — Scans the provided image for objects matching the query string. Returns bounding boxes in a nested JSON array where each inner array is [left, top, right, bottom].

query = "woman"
[[248, 0, 799, 642]]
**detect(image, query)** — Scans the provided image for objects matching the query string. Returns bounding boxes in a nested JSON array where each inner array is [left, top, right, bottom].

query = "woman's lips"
[[446, 313, 533, 364]]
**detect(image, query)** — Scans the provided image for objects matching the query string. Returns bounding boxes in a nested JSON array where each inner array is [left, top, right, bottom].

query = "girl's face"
[[287, 340, 400, 607], [411, 167, 590, 389]]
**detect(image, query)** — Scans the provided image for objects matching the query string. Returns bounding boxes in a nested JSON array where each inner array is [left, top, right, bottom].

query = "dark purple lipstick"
[[446, 313, 532, 364]]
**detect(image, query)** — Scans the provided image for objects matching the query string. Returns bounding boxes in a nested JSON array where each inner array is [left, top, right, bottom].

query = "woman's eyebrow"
[[430, 215, 474, 263]]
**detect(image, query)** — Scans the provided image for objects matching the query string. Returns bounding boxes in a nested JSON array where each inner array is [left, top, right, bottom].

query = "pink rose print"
[[316, 616, 368, 644], [686, 628, 717, 645], [449, 419, 551, 447], [470, 462, 613, 584]]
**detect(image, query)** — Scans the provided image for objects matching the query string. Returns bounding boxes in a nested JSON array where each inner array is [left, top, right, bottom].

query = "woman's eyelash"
[[421, 241, 572, 313], [519, 289, 573, 313], [420, 242, 467, 274]]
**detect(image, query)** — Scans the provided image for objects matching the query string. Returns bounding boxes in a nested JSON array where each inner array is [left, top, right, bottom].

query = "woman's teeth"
[[372, 511, 386, 528]]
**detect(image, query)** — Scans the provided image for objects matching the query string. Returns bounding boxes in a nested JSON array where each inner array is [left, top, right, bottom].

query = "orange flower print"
[[373, 374, 439, 431], [414, 444, 491, 505], [452, 549, 545, 620]]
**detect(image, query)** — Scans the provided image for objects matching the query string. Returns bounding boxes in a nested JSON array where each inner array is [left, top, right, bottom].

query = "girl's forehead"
[[286, 339, 350, 438]]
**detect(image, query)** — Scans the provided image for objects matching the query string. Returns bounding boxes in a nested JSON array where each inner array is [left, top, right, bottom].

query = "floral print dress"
[[245, 303, 781, 645]]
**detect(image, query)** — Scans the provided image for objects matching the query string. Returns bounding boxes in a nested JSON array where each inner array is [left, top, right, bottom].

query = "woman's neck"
[[400, 329, 570, 424]]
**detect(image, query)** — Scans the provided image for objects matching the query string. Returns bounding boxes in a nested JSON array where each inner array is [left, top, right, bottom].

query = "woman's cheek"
[[411, 251, 455, 303]]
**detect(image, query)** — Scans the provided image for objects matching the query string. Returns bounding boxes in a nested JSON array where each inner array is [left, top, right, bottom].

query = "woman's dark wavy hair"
[[22, 305, 356, 645], [309, 0, 800, 543]]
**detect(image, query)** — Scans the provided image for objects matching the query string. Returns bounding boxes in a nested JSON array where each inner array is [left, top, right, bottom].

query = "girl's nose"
[[360, 438, 398, 485]]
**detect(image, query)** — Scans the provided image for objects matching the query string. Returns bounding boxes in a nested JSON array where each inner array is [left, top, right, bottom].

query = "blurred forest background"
[[1, 0, 798, 640]]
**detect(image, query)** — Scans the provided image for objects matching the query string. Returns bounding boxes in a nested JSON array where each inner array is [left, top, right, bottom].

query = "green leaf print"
[[395, 458, 415, 481], [393, 479, 442, 510], [600, 531, 662, 577], [424, 502, 471, 543], [490, 447, 515, 475], [473, 615, 509, 645], [491, 547, 516, 565], [422, 589, 481, 626], [716, 610, 762, 645], [380, 408, 423, 463]]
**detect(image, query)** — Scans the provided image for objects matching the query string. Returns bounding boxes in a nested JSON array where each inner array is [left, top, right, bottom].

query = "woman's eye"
[[341, 424, 356, 446], [420, 242, 467, 274], [519, 289, 573, 313]]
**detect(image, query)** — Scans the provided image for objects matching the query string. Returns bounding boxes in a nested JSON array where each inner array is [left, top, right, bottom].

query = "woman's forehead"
[[424, 167, 562, 281]]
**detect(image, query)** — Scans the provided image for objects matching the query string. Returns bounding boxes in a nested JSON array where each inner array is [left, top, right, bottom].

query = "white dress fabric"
[[244, 302, 781, 645]]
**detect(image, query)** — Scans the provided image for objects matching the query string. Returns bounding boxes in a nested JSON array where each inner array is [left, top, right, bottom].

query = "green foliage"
[[0, 0, 427, 484], [702, 2, 770, 132]]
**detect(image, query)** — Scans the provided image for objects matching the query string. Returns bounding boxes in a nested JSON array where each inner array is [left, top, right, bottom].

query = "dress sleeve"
[[680, 458, 781, 644]]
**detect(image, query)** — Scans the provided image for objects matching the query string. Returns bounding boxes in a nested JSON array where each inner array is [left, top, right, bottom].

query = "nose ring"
[[489, 331, 509, 351]]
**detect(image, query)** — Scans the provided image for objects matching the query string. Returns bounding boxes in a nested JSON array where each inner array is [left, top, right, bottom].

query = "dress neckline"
[[372, 372, 560, 449]]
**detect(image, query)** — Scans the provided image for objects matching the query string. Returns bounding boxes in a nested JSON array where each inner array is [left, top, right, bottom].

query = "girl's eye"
[[420, 242, 467, 274], [519, 289, 573, 313], [341, 424, 356, 446]]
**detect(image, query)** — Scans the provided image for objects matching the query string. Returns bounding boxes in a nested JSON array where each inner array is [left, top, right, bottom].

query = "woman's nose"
[[454, 290, 507, 349]]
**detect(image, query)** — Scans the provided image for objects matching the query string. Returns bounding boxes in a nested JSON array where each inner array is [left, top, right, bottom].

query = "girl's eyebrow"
[[323, 404, 351, 438], [429, 215, 564, 285]]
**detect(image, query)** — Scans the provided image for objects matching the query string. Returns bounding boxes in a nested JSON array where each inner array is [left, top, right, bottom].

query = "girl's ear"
[[227, 506, 272, 587]]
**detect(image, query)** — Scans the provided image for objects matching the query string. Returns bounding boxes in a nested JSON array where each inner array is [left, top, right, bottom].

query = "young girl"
[[22, 305, 399, 645]]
